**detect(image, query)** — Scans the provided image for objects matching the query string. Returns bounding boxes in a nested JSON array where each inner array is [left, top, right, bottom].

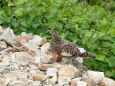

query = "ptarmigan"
[[48, 29, 95, 63]]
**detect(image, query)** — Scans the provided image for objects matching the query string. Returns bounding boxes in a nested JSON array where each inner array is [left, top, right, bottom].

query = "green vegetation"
[[0, 0, 115, 79]]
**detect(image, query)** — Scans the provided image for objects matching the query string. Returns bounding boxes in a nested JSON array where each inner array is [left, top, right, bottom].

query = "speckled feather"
[[48, 30, 95, 58]]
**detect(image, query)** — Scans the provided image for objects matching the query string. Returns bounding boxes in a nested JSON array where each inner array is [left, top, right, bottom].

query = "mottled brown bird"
[[48, 29, 95, 63]]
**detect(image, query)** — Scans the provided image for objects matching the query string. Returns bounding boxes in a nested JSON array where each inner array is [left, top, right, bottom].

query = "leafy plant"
[[0, 0, 115, 79]]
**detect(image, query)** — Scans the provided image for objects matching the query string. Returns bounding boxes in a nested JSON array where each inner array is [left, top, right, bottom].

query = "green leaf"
[[108, 29, 115, 37], [8, 2, 14, 6], [14, 8, 25, 17], [106, 57, 115, 67], [60, 33, 67, 39], [96, 55, 106, 62], [15, 0, 27, 5], [106, 70, 115, 79]]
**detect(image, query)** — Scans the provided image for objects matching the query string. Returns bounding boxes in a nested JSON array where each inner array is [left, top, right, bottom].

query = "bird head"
[[48, 29, 59, 40], [48, 29, 56, 35]]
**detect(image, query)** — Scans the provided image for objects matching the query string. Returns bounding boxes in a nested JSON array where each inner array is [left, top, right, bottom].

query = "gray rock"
[[58, 64, 80, 79], [31, 81, 42, 86], [41, 43, 50, 53], [87, 70, 104, 84], [71, 77, 81, 81], [75, 57, 83, 64], [57, 77, 71, 86], [15, 52, 34, 65], [33, 74, 47, 81], [76, 81, 87, 86], [21, 32, 28, 36], [49, 75, 57, 84], [72, 57, 84, 70], [28, 35, 47, 46], [0, 27, 15, 47], [0, 41, 7, 50], [1, 55, 10, 62], [46, 68, 57, 77], [34, 53, 53, 64], [0, 62, 10, 67], [98, 77, 115, 86], [0, 62, 10, 73]]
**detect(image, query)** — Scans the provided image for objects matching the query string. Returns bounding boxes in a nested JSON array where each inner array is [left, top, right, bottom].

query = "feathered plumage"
[[48, 30, 96, 60]]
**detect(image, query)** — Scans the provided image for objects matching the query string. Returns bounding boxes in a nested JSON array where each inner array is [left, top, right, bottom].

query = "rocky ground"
[[0, 26, 114, 86]]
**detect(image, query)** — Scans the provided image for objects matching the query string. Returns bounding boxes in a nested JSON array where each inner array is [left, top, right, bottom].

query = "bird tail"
[[79, 52, 96, 58]]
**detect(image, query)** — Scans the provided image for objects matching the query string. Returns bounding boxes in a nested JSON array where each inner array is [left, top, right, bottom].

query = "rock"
[[8, 52, 16, 62], [87, 79, 96, 86], [57, 65, 80, 86], [98, 77, 115, 86], [16, 40, 39, 55], [71, 78, 85, 86], [70, 81, 77, 86], [0, 62, 10, 73], [15, 35, 32, 42], [14, 38, 27, 47], [46, 68, 57, 77], [82, 70, 105, 86], [0, 73, 12, 86], [46, 68, 58, 85], [49, 75, 57, 84], [58, 77, 71, 86], [38, 63, 59, 71], [2, 55, 10, 62], [21, 32, 28, 36], [9, 62, 19, 71], [76, 81, 87, 86], [34, 53, 53, 64], [11, 71, 28, 80], [28, 35, 47, 46], [72, 57, 84, 70], [0, 58, 2, 62], [29, 70, 37, 75], [44, 85, 54, 86], [75, 57, 83, 64], [87, 70, 104, 84], [33, 74, 47, 81], [0, 62, 10, 67], [0, 27, 15, 47], [58, 64, 80, 79], [45, 68, 58, 84], [14, 34, 32, 48], [0, 78, 5, 85], [71, 77, 81, 82], [71, 77, 87, 86], [8, 78, 32, 86], [0, 26, 4, 34], [0, 54, 10, 62], [6, 48, 19, 53], [0, 41, 7, 50], [48, 52, 62, 62], [41, 43, 50, 53], [15, 52, 34, 65], [31, 81, 41, 86]]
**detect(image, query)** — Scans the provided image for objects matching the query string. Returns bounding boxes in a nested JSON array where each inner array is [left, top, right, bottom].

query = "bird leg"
[[64, 57, 74, 65]]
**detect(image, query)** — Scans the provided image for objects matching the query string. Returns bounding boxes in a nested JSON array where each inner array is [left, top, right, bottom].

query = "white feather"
[[78, 48, 86, 53], [61, 51, 72, 56]]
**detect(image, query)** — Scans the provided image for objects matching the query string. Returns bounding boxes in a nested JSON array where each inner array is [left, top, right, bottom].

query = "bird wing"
[[60, 40, 80, 57]]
